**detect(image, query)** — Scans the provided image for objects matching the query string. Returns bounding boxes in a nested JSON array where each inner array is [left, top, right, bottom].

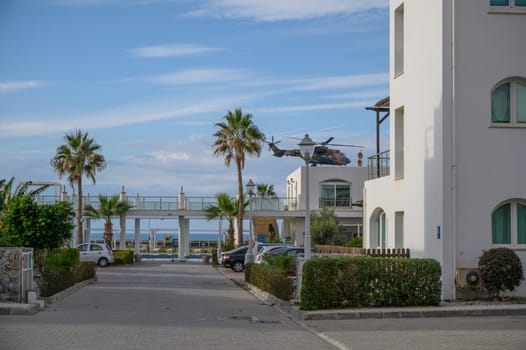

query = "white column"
[[178, 216, 186, 261], [119, 186, 127, 249], [134, 218, 141, 257], [184, 219, 190, 257]]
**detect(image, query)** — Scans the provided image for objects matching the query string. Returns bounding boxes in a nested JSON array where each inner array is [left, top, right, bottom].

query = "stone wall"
[[0, 247, 34, 303]]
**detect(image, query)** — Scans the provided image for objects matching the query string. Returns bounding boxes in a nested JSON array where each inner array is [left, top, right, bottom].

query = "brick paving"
[[2, 262, 526, 350]]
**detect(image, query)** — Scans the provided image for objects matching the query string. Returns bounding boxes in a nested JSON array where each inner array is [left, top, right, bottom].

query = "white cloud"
[[187, 0, 388, 21], [0, 80, 51, 95], [128, 44, 225, 58], [293, 73, 388, 91], [148, 68, 252, 85], [150, 151, 191, 161], [327, 88, 389, 100], [0, 95, 255, 137]]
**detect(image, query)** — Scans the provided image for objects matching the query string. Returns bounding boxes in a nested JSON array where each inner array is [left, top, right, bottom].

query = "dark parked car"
[[221, 246, 248, 272]]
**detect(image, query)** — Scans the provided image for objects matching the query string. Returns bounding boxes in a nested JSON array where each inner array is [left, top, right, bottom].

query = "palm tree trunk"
[[77, 177, 83, 245], [104, 221, 113, 247], [236, 158, 244, 246]]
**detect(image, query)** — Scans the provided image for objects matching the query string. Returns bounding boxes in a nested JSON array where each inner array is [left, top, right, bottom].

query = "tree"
[[1, 195, 74, 250], [0, 177, 50, 233], [205, 193, 244, 246], [212, 108, 265, 246], [310, 207, 345, 246], [51, 129, 106, 245], [256, 183, 276, 198], [84, 194, 133, 247]]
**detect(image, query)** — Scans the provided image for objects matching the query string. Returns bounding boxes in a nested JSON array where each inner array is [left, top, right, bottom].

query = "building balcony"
[[367, 150, 390, 180]]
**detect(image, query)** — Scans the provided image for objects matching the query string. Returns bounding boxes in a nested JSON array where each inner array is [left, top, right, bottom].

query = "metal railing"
[[319, 198, 351, 208], [367, 150, 390, 179], [35, 195, 297, 212]]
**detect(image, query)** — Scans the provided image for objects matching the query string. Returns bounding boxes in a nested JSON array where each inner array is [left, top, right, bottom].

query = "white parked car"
[[77, 243, 114, 267]]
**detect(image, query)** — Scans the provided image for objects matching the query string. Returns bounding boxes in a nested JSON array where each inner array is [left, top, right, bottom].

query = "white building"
[[285, 166, 367, 245], [364, 0, 526, 299]]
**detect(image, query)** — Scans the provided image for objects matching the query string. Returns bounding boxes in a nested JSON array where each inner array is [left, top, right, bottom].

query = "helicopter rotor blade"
[[330, 143, 364, 148]]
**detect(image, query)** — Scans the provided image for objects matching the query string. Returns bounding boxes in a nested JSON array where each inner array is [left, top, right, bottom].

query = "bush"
[[245, 263, 294, 301], [300, 257, 441, 310], [265, 255, 293, 272], [113, 250, 133, 264], [479, 248, 524, 298], [74, 262, 96, 282], [40, 270, 76, 297], [345, 236, 363, 248], [43, 248, 79, 272]]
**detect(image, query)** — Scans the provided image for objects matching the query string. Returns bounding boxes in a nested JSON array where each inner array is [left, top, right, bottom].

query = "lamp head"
[[246, 179, 256, 196], [298, 134, 316, 161]]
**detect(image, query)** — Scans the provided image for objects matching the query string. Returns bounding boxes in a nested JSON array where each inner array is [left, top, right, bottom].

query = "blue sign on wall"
[[437, 226, 441, 239], [172, 239, 179, 248]]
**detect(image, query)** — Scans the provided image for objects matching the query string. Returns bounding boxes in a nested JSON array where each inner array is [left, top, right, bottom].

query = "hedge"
[[113, 250, 134, 264], [245, 263, 295, 301], [39, 249, 96, 297], [300, 257, 441, 310]]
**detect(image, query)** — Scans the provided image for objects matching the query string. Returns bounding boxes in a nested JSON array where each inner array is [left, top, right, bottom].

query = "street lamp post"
[[298, 134, 316, 260], [245, 179, 256, 264]]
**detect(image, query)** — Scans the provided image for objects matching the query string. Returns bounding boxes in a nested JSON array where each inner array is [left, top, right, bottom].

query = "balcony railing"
[[368, 150, 390, 179], [319, 198, 351, 208]]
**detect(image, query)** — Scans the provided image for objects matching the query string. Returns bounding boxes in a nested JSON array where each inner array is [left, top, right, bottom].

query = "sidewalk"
[[217, 265, 526, 320]]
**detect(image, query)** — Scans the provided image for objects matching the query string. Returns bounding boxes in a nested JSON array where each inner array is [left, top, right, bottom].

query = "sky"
[[0, 0, 390, 201]]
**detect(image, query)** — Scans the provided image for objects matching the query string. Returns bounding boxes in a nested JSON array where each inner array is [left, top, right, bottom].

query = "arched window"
[[491, 78, 526, 125], [319, 179, 351, 207], [492, 199, 526, 245], [369, 207, 387, 249]]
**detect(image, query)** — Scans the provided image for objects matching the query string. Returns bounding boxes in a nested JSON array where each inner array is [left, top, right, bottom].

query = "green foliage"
[[300, 257, 442, 310], [85, 194, 133, 246], [345, 236, 363, 248], [205, 193, 241, 246], [113, 250, 133, 264], [39, 250, 95, 297], [212, 108, 265, 246], [44, 248, 80, 272], [265, 254, 293, 272], [479, 248, 524, 298], [245, 263, 294, 301], [310, 207, 345, 245], [0, 195, 74, 250], [74, 262, 96, 282], [211, 249, 218, 265], [51, 129, 106, 245], [266, 224, 279, 243]]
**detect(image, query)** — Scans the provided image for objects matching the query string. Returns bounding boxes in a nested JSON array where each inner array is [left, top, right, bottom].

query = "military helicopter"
[[265, 136, 363, 166]]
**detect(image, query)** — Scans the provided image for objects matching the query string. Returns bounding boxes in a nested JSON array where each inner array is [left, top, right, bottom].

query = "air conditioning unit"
[[455, 268, 481, 289]]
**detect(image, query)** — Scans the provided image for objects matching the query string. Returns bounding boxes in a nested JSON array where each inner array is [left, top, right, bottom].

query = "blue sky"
[[0, 0, 390, 199]]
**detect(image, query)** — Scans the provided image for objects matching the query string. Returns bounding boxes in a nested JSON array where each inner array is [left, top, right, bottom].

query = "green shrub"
[[245, 263, 294, 301], [211, 249, 218, 265], [265, 255, 293, 272], [300, 257, 441, 310], [479, 248, 524, 298], [345, 236, 363, 248], [39, 270, 76, 297], [113, 250, 133, 264], [74, 262, 97, 282], [43, 248, 80, 272]]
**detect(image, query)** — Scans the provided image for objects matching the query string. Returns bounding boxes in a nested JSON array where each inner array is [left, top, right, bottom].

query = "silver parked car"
[[77, 243, 114, 267]]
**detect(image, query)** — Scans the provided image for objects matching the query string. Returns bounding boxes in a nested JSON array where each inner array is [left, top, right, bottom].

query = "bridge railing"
[[34, 195, 298, 212]]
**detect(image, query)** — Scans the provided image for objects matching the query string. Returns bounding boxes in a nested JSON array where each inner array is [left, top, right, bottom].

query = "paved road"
[[0, 262, 335, 350], [2, 262, 526, 350], [306, 314, 526, 350]]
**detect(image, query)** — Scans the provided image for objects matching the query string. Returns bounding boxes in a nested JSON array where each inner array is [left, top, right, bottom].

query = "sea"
[[88, 232, 248, 242]]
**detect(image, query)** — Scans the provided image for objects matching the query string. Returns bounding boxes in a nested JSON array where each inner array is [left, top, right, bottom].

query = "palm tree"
[[0, 177, 50, 229], [205, 193, 240, 246], [212, 108, 265, 246], [51, 129, 106, 245], [256, 183, 276, 198], [84, 194, 133, 247]]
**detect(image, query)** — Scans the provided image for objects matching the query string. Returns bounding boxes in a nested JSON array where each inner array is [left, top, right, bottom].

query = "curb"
[[295, 304, 526, 320], [44, 277, 97, 305], [0, 302, 40, 315]]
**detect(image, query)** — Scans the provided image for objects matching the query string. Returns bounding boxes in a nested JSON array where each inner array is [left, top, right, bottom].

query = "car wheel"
[[231, 261, 244, 272], [98, 257, 109, 267]]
